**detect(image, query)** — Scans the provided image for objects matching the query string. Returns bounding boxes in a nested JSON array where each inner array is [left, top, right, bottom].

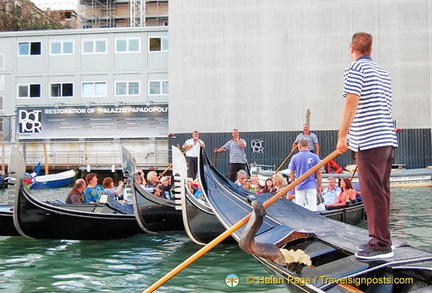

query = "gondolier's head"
[[231, 129, 240, 139], [192, 131, 200, 141], [350, 32, 372, 56]]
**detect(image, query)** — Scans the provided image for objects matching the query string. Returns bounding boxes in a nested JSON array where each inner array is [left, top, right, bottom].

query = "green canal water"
[[0, 187, 431, 293]]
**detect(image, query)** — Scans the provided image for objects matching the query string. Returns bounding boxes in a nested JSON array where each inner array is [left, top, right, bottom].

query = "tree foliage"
[[0, 0, 65, 31]]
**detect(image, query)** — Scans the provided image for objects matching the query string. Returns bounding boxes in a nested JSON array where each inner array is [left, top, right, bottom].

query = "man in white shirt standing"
[[182, 131, 205, 179]]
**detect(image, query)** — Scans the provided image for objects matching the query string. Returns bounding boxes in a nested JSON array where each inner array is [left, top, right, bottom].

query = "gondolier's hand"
[[336, 137, 349, 154]]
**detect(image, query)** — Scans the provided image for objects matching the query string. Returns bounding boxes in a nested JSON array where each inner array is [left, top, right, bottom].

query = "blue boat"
[[26, 169, 76, 189]]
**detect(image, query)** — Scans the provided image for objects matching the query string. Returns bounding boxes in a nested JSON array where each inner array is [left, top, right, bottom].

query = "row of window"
[[18, 37, 168, 56], [18, 80, 169, 98]]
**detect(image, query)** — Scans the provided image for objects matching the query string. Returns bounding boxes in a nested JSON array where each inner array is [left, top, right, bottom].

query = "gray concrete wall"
[[168, 0, 432, 133]]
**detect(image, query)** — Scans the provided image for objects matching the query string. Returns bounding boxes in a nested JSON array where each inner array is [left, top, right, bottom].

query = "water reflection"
[[390, 187, 432, 249], [0, 187, 431, 292]]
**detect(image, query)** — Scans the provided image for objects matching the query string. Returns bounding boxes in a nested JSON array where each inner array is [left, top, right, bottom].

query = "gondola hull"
[[122, 146, 184, 233], [171, 145, 235, 245], [199, 147, 432, 292], [0, 206, 19, 236], [131, 181, 184, 232], [29, 169, 76, 189], [13, 185, 142, 240], [182, 189, 236, 244]]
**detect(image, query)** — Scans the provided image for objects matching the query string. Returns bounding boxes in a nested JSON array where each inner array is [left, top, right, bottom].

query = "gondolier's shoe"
[[355, 246, 394, 260], [357, 243, 395, 251]]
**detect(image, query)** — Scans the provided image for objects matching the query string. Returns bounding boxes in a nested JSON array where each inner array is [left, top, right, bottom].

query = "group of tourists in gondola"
[[65, 173, 125, 204], [65, 168, 178, 205]]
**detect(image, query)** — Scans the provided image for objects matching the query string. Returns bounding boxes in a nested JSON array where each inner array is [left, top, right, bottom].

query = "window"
[[83, 40, 107, 54], [18, 84, 41, 98], [50, 41, 74, 55], [116, 38, 140, 53], [51, 83, 73, 97], [0, 76, 4, 90], [82, 82, 107, 97], [0, 54, 4, 69], [149, 80, 169, 95], [18, 42, 41, 56], [115, 81, 140, 96], [0, 96, 3, 111], [149, 37, 168, 52]]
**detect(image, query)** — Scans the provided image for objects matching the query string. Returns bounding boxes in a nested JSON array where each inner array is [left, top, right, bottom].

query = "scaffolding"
[[130, 0, 143, 27], [77, 0, 168, 28]]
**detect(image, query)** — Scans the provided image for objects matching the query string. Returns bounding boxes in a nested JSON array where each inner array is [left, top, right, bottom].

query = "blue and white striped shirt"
[[222, 139, 247, 164], [343, 56, 398, 152]]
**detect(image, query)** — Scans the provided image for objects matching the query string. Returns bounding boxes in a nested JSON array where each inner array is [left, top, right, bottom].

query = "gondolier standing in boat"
[[337, 32, 398, 260], [292, 124, 320, 156], [182, 131, 205, 179], [214, 129, 247, 182]]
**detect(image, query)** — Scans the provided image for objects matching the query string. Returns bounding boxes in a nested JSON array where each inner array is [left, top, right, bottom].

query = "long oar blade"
[[144, 149, 340, 293]]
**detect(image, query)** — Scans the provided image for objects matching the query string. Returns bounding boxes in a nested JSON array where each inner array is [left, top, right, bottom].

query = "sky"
[[31, 0, 78, 10]]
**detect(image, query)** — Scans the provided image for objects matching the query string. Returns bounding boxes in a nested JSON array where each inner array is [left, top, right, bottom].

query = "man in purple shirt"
[[289, 139, 322, 211]]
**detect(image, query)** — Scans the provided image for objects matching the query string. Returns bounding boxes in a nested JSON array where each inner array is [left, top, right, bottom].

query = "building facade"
[[1, 1, 432, 174], [0, 27, 169, 171], [167, 0, 432, 171]]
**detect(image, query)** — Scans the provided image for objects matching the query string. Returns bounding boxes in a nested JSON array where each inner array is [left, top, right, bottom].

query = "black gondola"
[[14, 187, 143, 240], [171, 146, 235, 245], [198, 147, 432, 292], [11, 146, 142, 240], [1, 145, 28, 237], [0, 205, 19, 236], [122, 146, 184, 233]]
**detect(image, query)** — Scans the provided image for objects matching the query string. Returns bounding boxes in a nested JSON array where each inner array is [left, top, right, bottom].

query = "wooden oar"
[[213, 150, 218, 168], [274, 147, 297, 174], [143, 149, 340, 293], [350, 165, 358, 181], [158, 147, 191, 179]]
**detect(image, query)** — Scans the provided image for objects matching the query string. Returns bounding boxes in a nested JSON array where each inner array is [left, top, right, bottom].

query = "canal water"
[[0, 187, 431, 293]]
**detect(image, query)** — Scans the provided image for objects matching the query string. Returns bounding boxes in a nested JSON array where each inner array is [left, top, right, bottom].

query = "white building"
[[168, 0, 432, 133], [0, 27, 169, 170]]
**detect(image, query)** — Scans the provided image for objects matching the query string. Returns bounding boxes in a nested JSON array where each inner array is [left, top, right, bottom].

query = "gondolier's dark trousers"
[[228, 163, 247, 182], [356, 146, 395, 250], [187, 156, 198, 179]]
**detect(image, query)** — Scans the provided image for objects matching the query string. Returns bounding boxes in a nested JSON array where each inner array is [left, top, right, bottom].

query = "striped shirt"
[[222, 139, 247, 164], [294, 133, 319, 152], [343, 56, 398, 152]]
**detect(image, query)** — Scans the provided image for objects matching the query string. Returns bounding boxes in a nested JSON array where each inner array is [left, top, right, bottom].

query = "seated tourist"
[[270, 173, 287, 196], [258, 178, 273, 194], [84, 173, 104, 204], [321, 177, 341, 205], [192, 179, 205, 201], [248, 174, 262, 193], [325, 178, 356, 210], [234, 170, 251, 190], [65, 178, 86, 204], [159, 176, 173, 200], [135, 169, 147, 186], [145, 171, 160, 188], [134, 173, 161, 195], [186, 179, 195, 195], [102, 177, 124, 201]]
